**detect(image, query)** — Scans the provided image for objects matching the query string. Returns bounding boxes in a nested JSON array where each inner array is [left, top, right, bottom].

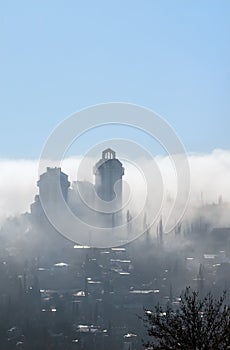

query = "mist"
[[0, 149, 230, 223], [0, 149, 230, 350]]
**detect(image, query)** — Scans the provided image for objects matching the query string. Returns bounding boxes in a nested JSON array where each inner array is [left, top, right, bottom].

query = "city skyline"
[[0, 2, 230, 349]]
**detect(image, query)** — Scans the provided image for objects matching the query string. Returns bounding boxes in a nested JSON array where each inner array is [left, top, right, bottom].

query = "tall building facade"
[[31, 150, 125, 232], [93, 148, 124, 227], [94, 148, 124, 202], [31, 167, 70, 220], [37, 167, 70, 203]]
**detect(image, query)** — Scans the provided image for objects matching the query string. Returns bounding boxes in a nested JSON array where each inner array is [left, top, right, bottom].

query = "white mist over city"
[[0, 1, 230, 349]]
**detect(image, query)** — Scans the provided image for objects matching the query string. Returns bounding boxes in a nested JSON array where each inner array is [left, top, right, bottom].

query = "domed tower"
[[93, 148, 124, 226]]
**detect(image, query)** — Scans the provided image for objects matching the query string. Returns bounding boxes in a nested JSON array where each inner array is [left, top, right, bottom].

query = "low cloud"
[[0, 149, 230, 223]]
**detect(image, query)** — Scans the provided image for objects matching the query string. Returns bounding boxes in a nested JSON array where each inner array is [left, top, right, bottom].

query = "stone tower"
[[94, 148, 124, 226]]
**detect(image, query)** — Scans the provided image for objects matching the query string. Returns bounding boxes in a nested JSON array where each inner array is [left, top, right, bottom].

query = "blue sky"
[[0, 1, 229, 158]]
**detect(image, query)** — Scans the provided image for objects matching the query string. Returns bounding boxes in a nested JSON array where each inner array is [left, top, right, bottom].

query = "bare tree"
[[143, 288, 230, 349]]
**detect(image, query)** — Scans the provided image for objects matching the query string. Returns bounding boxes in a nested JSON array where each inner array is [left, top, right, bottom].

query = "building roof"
[[93, 149, 124, 174]]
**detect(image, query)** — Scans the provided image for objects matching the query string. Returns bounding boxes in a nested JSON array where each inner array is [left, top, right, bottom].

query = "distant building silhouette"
[[31, 167, 70, 221], [37, 167, 70, 203], [31, 150, 125, 229], [94, 148, 124, 226], [94, 148, 124, 202]]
